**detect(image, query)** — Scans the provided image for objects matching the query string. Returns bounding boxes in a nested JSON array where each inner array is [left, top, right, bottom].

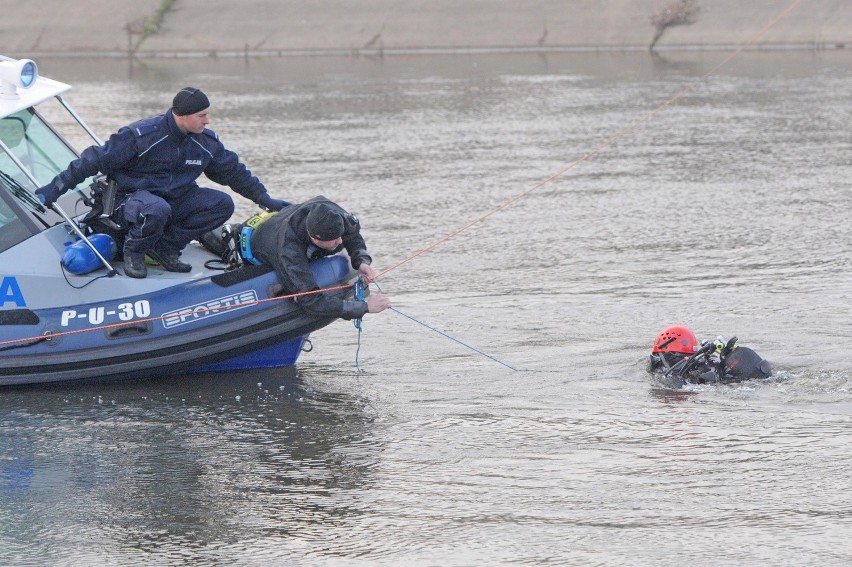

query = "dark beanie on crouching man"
[[172, 87, 210, 116], [306, 203, 345, 241]]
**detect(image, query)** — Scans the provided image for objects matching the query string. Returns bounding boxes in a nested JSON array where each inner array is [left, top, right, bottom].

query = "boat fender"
[[61, 234, 117, 275], [240, 210, 277, 265]]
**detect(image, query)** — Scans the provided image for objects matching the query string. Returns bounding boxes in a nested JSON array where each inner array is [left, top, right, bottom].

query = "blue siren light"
[[20, 61, 37, 88], [0, 58, 39, 95]]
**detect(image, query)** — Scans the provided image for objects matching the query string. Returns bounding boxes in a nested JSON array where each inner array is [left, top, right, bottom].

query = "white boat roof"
[[0, 56, 71, 119]]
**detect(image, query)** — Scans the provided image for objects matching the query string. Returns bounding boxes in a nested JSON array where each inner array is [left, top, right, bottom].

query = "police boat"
[[0, 55, 356, 386]]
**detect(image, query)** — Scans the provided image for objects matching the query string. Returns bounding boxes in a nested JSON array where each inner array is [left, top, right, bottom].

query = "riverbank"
[[1, 0, 849, 59]]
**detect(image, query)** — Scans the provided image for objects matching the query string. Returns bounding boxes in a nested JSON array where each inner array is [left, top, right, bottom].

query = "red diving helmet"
[[652, 325, 698, 354]]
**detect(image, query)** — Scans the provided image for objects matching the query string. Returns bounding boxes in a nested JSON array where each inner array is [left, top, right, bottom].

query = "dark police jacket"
[[251, 196, 372, 320], [41, 109, 272, 205]]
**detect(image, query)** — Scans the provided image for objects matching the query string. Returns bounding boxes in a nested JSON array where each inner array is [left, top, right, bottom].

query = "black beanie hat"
[[306, 203, 345, 241], [172, 87, 210, 116]]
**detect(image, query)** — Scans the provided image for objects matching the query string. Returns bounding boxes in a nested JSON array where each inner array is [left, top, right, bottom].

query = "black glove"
[[35, 183, 62, 207], [257, 194, 291, 211]]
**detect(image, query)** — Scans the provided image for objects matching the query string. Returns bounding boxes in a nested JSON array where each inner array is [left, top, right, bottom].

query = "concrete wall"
[[0, 0, 849, 57]]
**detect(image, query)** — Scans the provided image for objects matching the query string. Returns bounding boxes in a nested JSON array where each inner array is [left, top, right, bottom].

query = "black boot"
[[147, 248, 192, 273], [123, 252, 148, 279]]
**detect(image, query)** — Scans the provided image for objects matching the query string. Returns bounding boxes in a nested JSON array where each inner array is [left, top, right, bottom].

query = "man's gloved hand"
[[35, 184, 61, 207], [257, 194, 291, 211]]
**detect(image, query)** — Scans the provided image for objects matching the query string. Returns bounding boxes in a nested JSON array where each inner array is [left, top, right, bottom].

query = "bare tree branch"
[[650, 0, 700, 52]]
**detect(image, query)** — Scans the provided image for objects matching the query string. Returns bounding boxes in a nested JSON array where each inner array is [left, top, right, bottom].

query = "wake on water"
[[647, 365, 852, 395]]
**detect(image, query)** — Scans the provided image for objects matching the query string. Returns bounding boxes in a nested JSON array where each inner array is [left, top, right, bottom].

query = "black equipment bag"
[[723, 347, 772, 380]]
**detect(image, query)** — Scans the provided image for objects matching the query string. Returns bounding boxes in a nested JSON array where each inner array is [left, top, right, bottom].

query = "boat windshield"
[[0, 107, 90, 252], [0, 107, 80, 190], [0, 103, 97, 252], [0, 180, 36, 254]]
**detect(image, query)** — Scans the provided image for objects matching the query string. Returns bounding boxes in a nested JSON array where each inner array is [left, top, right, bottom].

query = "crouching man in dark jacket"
[[250, 196, 391, 320], [36, 87, 290, 279]]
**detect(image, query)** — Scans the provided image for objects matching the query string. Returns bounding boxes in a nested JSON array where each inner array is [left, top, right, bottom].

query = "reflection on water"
[[3, 50, 852, 564], [1, 369, 380, 563]]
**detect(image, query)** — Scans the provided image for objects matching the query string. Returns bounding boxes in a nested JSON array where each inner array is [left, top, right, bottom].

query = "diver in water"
[[648, 325, 772, 387]]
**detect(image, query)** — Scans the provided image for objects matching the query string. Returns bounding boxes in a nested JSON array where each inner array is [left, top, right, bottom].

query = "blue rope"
[[354, 326, 363, 372], [386, 306, 519, 371], [353, 280, 518, 372], [353, 278, 366, 372]]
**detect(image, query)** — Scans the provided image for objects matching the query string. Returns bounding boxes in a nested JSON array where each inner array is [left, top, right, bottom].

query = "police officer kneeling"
[[36, 87, 289, 278], [250, 196, 391, 319]]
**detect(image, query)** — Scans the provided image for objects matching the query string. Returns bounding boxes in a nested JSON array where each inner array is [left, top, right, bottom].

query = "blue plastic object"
[[310, 255, 349, 286], [61, 234, 117, 275]]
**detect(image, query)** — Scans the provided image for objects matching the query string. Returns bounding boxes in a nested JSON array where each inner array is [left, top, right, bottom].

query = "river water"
[[2, 49, 851, 565]]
